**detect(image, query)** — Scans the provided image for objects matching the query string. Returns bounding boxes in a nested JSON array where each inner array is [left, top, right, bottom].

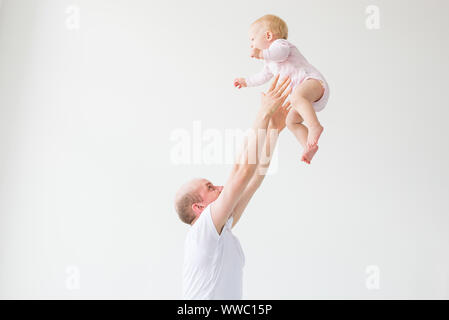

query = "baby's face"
[[249, 23, 272, 50]]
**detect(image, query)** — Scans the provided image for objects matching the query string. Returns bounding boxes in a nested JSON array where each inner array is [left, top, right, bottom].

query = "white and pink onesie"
[[245, 39, 329, 112]]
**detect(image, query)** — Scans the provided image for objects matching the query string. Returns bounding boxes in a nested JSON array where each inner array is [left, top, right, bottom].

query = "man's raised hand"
[[260, 74, 292, 117]]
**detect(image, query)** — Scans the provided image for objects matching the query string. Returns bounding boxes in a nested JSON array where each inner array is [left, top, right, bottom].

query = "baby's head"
[[249, 14, 288, 50]]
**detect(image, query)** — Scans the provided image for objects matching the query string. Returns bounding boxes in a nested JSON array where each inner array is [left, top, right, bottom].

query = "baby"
[[234, 14, 330, 164]]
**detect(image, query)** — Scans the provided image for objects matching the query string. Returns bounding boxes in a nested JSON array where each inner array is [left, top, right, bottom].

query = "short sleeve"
[[189, 205, 233, 256], [189, 206, 220, 255]]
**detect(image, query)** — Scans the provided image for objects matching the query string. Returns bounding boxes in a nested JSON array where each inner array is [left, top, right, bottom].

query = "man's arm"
[[231, 100, 290, 228], [210, 75, 291, 235]]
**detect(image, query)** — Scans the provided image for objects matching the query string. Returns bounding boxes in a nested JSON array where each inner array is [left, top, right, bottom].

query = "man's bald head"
[[174, 178, 224, 225], [174, 178, 203, 225]]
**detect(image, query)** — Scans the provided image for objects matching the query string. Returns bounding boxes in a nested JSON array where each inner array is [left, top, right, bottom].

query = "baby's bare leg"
[[286, 109, 307, 148], [290, 79, 324, 148], [286, 109, 319, 164]]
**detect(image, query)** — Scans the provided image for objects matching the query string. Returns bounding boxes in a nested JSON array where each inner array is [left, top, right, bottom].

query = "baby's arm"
[[244, 64, 274, 87], [235, 40, 289, 89], [262, 39, 290, 63], [234, 64, 273, 88]]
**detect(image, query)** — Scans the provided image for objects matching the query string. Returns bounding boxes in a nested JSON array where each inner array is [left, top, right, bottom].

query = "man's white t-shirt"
[[182, 204, 246, 299]]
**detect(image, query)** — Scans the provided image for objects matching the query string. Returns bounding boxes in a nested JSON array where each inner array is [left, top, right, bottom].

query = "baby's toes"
[[301, 154, 309, 164]]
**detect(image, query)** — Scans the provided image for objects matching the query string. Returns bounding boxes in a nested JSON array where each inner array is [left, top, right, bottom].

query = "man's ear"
[[192, 203, 204, 215], [265, 31, 273, 41]]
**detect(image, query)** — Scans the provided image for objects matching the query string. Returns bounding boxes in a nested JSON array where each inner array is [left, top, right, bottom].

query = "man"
[[175, 75, 291, 299]]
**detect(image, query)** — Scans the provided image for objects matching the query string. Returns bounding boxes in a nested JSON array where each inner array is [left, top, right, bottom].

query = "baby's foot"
[[307, 124, 324, 148], [301, 144, 319, 164]]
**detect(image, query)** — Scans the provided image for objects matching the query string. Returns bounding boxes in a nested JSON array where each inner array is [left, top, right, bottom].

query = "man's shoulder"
[[189, 203, 233, 239], [188, 205, 213, 236]]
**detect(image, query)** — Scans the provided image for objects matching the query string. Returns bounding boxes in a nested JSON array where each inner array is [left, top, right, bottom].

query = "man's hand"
[[250, 48, 264, 59], [234, 78, 247, 89], [259, 75, 292, 118], [269, 99, 291, 132]]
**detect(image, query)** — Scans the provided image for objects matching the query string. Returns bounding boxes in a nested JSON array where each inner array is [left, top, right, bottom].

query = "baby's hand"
[[234, 78, 247, 89]]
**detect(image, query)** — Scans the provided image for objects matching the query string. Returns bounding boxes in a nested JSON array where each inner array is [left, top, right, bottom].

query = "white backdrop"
[[0, 0, 448, 299]]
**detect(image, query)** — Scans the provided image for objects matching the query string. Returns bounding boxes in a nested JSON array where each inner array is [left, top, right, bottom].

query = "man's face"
[[195, 179, 223, 207]]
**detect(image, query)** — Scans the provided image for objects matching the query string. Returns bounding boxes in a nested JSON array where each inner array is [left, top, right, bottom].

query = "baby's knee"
[[290, 94, 309, 107]]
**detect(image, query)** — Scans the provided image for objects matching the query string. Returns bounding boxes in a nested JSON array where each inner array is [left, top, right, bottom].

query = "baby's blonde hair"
[[252, 14, 288, 40]]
